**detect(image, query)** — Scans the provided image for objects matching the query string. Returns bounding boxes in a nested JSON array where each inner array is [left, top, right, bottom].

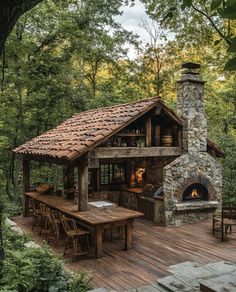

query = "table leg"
[[125, 220, 133, 250], [95, 225, 103, 258]]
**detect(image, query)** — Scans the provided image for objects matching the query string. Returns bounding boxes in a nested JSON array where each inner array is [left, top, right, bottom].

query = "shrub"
[[68, 272, 92, 292], [0, 226, 93, 292]]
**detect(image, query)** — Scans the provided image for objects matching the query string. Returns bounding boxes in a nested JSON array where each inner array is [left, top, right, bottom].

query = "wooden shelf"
[[116, 133, 145, 137]]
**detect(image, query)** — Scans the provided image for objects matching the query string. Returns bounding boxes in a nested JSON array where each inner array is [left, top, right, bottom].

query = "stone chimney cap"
[[182, 62, 201, 70]]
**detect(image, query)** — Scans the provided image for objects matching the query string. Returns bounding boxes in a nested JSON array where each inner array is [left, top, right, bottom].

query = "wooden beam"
[[78, 158, 88, 211], [90, 147, 181, 159], [145, 118, 152, 147], [23, 159, 30, 217]]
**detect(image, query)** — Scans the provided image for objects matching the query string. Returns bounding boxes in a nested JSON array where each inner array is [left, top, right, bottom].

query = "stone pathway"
[[89, 261, 236, 292]]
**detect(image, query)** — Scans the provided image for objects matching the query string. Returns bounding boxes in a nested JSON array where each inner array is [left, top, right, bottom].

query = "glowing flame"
[[191, 188, 199, 198], [135, 168, 145, 183]]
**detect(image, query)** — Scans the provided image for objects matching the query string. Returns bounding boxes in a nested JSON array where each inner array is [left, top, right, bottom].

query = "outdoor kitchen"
[[14, 63, 224, 227]]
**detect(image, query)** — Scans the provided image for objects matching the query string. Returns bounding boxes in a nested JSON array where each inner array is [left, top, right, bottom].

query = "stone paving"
[[89, 261, 236, 292]]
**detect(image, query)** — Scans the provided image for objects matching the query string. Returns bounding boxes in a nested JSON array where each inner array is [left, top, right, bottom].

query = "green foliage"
[[3, 197, 22, 217], [208, 131, 236, 207], [210, 0, 222, 11], [4, 225, 31, 251], [0, 0, 138, 204], [1, 249, 37, 291], [68, 272, 92, 292], [219, 1, 236, 19], [219, 134, 236, 206], [224, 57, 236, 70], [0, 226, 92, 292], [228, 37, 236, 53], [141, 0, 236, 71]]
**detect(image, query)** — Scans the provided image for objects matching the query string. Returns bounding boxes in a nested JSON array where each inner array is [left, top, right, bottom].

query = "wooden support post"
[[23, 159, 30, 217], [78, 158, 88, 211], [145, 118, 152, 147]]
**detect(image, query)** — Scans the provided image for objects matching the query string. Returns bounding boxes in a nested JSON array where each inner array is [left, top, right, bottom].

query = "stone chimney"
[[177, 62, 207, 153]]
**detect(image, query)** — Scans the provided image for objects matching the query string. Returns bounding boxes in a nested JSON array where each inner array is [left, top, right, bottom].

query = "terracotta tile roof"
[[14, 97, 164, 162], [13, 96, 224, 162]]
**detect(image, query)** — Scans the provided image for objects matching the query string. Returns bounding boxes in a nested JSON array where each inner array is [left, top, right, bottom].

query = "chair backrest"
[[50, 210, 62, 224], [31, 199, 40, 215], [61, 215, 78, 234], [45, 206, 53, 223], [39, 203, 47, 217], [223, 207, 236, 219]]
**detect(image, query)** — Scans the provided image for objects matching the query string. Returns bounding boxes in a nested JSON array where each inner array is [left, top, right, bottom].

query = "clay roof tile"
[[13, 97, 167, 161]]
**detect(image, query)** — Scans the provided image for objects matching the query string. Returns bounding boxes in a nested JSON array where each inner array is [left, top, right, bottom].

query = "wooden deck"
[[13, 216, 236, 291]]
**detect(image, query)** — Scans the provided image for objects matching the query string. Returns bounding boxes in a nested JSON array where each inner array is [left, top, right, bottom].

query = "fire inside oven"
[[183, 183, 208, 201], [131, 168, 147, 187]]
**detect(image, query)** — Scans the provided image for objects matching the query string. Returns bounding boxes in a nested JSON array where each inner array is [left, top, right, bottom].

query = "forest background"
[[0, 0, 236, 212]]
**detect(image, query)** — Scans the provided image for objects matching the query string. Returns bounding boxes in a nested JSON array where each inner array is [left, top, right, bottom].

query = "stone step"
[[89, 261, 236, 292], [204, 261, 236, 276], [167, 261, 215, 290], [127, 283, 168, 292], [200, 273, 236, 292], [157, 275, 198, 292]]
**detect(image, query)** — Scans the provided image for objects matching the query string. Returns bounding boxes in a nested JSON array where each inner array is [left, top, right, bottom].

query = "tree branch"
[[0, 0, 43, 55], [191, 4, 231, 45]]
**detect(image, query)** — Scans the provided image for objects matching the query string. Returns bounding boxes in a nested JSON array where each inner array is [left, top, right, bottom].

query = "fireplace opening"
[[183, 183, 208, 201]]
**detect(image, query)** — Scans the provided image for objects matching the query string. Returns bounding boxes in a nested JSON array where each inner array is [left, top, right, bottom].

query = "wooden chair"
[[45, 208, 62, 246], [61, 215, 89, 261], [212, 207, 236, 241], [31, 199, 42, 231], [39, 203, 50, 237]]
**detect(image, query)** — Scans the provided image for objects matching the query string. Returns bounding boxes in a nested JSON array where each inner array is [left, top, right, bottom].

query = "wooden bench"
[[213, 207, 236, 241]]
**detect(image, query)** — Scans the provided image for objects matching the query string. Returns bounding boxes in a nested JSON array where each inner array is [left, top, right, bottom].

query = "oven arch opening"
[[183, 183, 208, 202]]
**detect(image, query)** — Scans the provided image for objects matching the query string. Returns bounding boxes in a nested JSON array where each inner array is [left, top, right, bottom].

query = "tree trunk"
[[0, 0, 42, 55], [0, 201, 5, 260]]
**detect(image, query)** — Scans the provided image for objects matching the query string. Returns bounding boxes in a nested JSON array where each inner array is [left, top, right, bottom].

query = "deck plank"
[[12, 216, 236, 291]]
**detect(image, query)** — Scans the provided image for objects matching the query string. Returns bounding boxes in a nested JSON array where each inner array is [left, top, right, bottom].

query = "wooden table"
[[25, 192, 143, 258]]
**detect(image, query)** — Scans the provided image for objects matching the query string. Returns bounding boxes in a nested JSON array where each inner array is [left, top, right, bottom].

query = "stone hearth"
[[175, 201, 219, 211]]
